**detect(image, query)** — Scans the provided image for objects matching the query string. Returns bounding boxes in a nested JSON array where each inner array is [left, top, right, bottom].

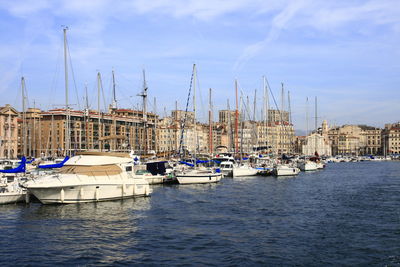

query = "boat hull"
[[298, 161, 318, 171], [232, 167, 258, 177], [0, 192, 26, 204], [176, 173, 222, 184], [27, 183, 151, 204], [274, 167, 300, 176]]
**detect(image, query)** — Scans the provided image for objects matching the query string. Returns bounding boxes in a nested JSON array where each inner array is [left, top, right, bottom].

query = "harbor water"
[[1, 161, 399, 266]]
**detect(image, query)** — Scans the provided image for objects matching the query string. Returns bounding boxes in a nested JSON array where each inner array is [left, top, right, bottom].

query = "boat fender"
[[60, 188, 65, 203], [80, 188, 85, 200], [95, 187, 99, 201], [122, 183, 126, 196]]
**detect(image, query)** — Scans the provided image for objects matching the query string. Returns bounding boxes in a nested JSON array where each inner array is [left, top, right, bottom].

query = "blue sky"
[[0, 0, 399, 131]]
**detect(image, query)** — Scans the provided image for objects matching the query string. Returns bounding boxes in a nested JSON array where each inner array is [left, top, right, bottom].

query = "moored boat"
[[23, 152, 151, 204]]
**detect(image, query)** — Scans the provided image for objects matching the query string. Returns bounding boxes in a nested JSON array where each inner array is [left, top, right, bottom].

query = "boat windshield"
[[59, 164, 122, 176]]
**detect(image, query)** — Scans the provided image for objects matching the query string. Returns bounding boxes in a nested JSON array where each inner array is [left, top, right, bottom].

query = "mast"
[[315, 96, 318, 155], [306, 97, 309, 137], [63, 26, 70, 157], [288, 91, 292, 124], [7, 108, 11, 158], [21, 77, 27, 157], [193, 64, 197, 163], [227, 99, 233, 152], [97, 72, 102, 151], [139, 69, 148, 154], [281, 82, 285, 113], [154, 97, 157, 154], [263, 76, 268, 150], [111, 70, 117, 151], [209, 88, 213, 154], [253, 89, 257, 121], [287, 90, 292, 154], [84, 83, 89, 150], [235, 79, 239, 155], [111, 69, 117, 109]]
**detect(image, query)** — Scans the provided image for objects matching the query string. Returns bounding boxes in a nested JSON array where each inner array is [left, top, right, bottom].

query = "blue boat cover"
[[179, 161, 195, 167], [38, 156, 70, 169], [0, 157, 26, 173]]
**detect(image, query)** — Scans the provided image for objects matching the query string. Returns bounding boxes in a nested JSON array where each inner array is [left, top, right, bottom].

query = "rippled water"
[[1, 161, 400, 266]]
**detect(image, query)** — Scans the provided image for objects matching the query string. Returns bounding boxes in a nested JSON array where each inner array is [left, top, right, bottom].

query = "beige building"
[[268, 109, 289, 123], [256, 121, 295, 154], [0, 105, 19, 158], [328, 124, 382, 156], [18, 108, 157, 158], [218, 110, 237, 124], [383, 122, 400, 155]]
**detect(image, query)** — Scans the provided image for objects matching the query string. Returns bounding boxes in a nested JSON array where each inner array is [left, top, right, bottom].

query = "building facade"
[[383, 122, 400, 155], [0, 105, 19, 158]]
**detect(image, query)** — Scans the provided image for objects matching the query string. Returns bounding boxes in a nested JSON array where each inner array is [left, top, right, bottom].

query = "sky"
[[0, 0, 399, 132]]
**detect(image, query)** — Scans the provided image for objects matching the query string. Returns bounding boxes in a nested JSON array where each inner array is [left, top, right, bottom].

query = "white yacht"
[[134, 169, 165, 185], [175, 168, 222, 184], [219, 161, 258, 177], [273, 165, 301, 176], [23, 152, 152, 204], [297, 160, 318, 171]]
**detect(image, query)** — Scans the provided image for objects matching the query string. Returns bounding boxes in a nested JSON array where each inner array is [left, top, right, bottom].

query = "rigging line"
[[265, 78, 293, 151], [178, 65, 195, 156], [100, 75, 107, 112], [66, 38, 81, 110], [239, 91, 258, 144]]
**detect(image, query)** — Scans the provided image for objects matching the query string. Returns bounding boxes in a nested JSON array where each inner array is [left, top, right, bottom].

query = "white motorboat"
[[233, 164, 259, 177], [134, 169, 165, 185], [0, 174, 27, 204], [219, 160, 258, 177], [219, 161, 235, 177], [297, 160, 318, 171], [23, 152, 152, 204], [273, 165, 300, 176], [175, 168, 222, 184]]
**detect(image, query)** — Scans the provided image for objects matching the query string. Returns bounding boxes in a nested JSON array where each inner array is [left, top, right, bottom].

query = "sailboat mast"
[[281, 82, 285, 113], [153, 97, 157, 154], [227, 99, 232, 152], [141, 69, 148, 154], [63, 27, 70, 157], [209, 88, 213, 155], [193, 64, 197, 162], [306, 97, 309, 137], [97, 72, 102, 151], [7, 110, 11, 158], [263, 76, 268, 150], [315, 96, 318, 155], [21, 77, 27, 157], [84, 83, 89, 150], [111, 69, 117, 109], [235, 79, 239, 155]]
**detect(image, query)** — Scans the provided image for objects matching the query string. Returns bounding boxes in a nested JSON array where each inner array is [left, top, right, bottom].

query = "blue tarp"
[[0, 157, 26, 173], [38, 156, 70, 169], [179, 161, 195, 167]]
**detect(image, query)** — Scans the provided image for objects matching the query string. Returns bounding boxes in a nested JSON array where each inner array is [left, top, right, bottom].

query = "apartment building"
[[0, 105, 19, 158]]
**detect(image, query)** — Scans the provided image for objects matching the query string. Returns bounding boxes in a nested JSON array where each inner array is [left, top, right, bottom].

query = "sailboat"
[[272, 83, 300, 176], [175, 64, 222, 184]]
